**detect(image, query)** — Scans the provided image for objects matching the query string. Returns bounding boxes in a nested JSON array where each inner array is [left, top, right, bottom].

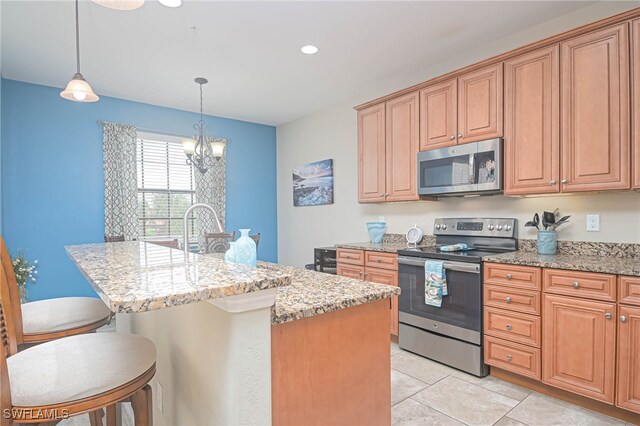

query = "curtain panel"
[[103, 122, 139, 241], [194, 137, 227, 248]]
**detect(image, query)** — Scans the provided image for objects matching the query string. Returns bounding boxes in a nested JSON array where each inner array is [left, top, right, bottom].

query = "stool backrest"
[[0, 237, 24, 347], [204, 232, 235, 254], [149, 239, 180, 249], [0, 261, 19, 421]]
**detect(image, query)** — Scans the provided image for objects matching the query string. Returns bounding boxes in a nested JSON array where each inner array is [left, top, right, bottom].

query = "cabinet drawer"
[[619, 276, 640, 306], [336, 264, 365, 280], [484, 307, 541, 348], [484, 263, 541, 290], [484, 336, 541, 380], [543, 269, 616, 302], [365, 267, 397, 286], [336, 248, 365, 266], [484, 285, 541, 315], [364, 251, 397, 271]]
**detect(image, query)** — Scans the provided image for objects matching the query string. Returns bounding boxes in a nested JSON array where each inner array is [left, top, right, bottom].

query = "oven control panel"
[[433, 218, 517, 238]]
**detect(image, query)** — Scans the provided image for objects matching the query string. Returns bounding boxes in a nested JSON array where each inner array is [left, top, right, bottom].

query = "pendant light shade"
[[61, 73, 99, 102], [92, 0, 145, 10], [61, 0, 100, 103]]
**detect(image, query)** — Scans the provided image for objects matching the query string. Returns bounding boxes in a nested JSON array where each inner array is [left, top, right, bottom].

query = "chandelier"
[[182, 78, 227, 174]]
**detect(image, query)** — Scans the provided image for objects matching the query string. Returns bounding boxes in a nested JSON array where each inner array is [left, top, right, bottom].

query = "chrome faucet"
[[183, 203, 224, 254]]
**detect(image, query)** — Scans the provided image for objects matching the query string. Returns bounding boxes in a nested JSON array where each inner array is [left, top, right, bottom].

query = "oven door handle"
[[398, 256, 480, 274]]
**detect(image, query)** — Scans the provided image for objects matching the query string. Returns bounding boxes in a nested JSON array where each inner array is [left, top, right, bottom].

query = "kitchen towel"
[[438, 243, 469, 252], [425, 260, 448, 307]]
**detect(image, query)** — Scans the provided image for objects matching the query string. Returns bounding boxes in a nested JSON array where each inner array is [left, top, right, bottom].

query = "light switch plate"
[[586, 214, 600, 232]]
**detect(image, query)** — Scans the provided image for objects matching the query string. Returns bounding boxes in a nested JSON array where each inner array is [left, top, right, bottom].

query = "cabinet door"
[[366, 267, 399, 336], [560, 23, 630, 192], [542, 294, 616, 404], [337, 264, 365, 280], [385, 92, 420, 202], [419, 79, 457, 151], [633, 19, 640, 189], [358, 103, 386, 202], [504, 46, 560, 195], [457, 63, 504, 144], [617, 305, 640, 414]]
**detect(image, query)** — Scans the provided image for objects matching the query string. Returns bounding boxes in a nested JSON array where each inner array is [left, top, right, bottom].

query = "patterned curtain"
[[103, 122, 139, 241], [194, 137, 227, 248]]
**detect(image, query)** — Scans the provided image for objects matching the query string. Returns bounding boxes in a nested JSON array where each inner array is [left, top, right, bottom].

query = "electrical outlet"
[[156, 381, 164, 414], [586, 214, 600, 232]]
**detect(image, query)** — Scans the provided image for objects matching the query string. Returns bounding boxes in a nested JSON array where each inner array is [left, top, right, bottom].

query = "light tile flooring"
[[391, 343, 632, 426]]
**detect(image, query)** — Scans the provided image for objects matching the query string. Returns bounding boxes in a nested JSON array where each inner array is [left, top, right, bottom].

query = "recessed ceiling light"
[[301, 45, 319, 55], [159, 0, 181, 7], [92, 0, 145, 10]]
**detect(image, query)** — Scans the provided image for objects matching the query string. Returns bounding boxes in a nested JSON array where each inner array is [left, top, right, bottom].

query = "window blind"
[[136, 136, 197, 239]]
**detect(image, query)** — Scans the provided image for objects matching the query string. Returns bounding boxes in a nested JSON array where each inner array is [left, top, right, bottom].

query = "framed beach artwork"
[[292, 159, 334, 206]]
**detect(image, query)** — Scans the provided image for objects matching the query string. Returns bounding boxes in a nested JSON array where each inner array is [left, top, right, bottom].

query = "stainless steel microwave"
[[417, 138, 503, 196]]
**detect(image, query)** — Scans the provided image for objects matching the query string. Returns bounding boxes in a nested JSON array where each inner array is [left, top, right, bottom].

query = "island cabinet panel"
[[419, 79, 458, 151], [560, 23, 631, 192], [385, 92, 420, 201], [617, 305, 640, 414], [272, 299, 391, 425], [457, 63, 503, 144], [358, 103, 387, 202], [633, 19, 640, 189], [504, 45, 560, 195], [542, 294, 617, 404]]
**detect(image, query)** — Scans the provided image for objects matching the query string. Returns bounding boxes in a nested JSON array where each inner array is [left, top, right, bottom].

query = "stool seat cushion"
[[7, 333, 155, 407], [21, 297, 112, 335]]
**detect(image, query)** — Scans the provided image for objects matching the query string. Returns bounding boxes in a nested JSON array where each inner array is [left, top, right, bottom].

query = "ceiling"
[[0, 1, 623, 125]]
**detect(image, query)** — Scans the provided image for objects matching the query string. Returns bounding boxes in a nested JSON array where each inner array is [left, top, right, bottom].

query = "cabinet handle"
[[505, 297, 512, 304], [621, 315, 627, 323], [572, 281, 580, 289], [605, 313, 612, 320], [561, 179, 568, 184], [550, 179, 557, 185], [376, 259, 382, 263], [458, 133, 463, 138], [506, 324, 513, 331], [505, 274, 513, 280], [450, 135, 455, 140], [506, 355, 512, 361]]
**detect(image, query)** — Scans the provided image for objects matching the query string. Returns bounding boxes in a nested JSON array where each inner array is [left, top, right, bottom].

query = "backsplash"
[[382, 233, 436, 246], [519, 239, 640, 258]]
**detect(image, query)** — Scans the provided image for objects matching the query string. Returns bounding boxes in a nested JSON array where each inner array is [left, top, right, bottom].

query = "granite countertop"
[[66, 242, 293, 313], [482, 251, 640, 277], [335, 241, 419, 253]]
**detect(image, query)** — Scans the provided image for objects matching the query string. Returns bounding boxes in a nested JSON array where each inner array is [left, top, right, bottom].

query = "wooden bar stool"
[[0, 237, 112, 346], [0, 262, 156, 426]]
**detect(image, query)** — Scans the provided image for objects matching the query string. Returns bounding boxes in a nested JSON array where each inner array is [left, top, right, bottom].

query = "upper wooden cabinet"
[[560, 23, 631, 192], [419, 79, 457, 150], [358, 103, 386, 202], [504, 46, 560, 195], [633, 19, 640, 189], [542, 294, 617, 404], [385, 92, 420, 202], [458, 63, 504, 144]]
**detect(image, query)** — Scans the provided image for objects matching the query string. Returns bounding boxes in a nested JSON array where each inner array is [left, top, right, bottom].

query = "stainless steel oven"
[[417, 138, 503, 196]]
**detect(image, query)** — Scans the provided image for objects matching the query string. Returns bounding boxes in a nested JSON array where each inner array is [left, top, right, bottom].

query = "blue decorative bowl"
[[367, 222, 387, 244]]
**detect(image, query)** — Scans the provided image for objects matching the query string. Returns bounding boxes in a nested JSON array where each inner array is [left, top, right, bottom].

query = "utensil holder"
[[537, 230, 557, 255]]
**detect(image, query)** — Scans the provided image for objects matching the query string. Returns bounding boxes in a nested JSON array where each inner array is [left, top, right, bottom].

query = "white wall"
[[277, 2, 640, 267]]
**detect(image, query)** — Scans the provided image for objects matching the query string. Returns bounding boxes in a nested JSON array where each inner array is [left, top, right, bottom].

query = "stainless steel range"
[[397, 218, 518, 377]]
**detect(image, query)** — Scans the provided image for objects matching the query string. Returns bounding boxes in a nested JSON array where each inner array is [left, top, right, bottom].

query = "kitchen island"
[[66, 242, 398, 425]]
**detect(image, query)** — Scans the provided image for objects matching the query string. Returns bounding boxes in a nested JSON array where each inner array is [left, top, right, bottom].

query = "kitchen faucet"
[[183, 203, 224, 254]]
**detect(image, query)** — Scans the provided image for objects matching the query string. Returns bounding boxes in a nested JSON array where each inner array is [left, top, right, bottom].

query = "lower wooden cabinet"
[[366, 267, 399, 336], [542, 294, 617, 404], [617, 304, 640, 413], [336, 264, 364, 280]]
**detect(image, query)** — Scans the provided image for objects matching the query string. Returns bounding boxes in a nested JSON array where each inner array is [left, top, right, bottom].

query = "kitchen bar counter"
[[66, 241, 292, 313], [483, 251, 640, 277]]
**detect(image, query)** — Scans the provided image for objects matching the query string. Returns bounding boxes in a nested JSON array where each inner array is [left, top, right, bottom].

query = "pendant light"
[[61, 0, 99, 103], [182, 78, 227, 174]]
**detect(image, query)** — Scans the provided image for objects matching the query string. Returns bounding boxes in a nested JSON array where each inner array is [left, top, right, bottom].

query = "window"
[[136, 132, 197, 240]]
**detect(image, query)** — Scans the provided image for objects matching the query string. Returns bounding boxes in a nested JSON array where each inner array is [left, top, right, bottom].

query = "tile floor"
[[391, 343, 632, 426]]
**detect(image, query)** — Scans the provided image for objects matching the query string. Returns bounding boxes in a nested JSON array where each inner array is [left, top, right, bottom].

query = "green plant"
[[12, 251, 38, 303]]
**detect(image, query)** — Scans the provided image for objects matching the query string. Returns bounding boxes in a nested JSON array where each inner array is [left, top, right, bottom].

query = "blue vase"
[[235, 229, 257, 267], [537, 230, 557, 255], [224, 242, 236, 264]]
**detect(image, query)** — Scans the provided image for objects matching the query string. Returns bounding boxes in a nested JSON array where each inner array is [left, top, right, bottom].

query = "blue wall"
[[1, 79, 278, 300]]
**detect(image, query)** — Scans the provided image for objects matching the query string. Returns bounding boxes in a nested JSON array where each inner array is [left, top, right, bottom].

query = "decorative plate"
[[406, 224, 423, 245]]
